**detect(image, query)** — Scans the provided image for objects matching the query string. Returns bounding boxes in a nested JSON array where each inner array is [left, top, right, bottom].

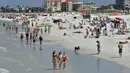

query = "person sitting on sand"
[[89, 31, 94, 38]]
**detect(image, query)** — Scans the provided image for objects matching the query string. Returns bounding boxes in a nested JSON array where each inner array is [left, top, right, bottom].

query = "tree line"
[[0, 5, 45, 13]]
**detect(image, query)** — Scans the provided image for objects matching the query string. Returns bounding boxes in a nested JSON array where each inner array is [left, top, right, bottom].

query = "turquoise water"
[[0, 21, 130, 73]]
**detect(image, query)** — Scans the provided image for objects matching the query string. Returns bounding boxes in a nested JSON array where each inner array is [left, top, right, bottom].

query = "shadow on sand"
[[90, 53, 98, 55], [73, 51, 80, 55], [44, 68, 60, 71], [110, 57, 120, 58]]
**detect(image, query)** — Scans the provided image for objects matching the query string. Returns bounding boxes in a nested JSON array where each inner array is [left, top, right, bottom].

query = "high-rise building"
[[116, 0, 130, 9], [44, 0, 76, 12]]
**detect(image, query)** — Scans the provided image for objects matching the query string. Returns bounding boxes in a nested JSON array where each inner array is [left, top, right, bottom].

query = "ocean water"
[[0, 21, 130, 73]]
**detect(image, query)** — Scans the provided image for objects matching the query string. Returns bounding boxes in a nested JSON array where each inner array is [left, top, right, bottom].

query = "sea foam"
[[0, 47, 8, 52], [0, 68, 10, 73]]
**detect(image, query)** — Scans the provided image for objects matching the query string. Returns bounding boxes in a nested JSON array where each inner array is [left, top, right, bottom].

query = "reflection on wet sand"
[[97, 58, 101, 73], [120, 65, 123, 73]]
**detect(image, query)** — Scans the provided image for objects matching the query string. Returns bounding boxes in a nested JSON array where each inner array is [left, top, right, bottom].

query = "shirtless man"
[[118, 42, 123, 57]]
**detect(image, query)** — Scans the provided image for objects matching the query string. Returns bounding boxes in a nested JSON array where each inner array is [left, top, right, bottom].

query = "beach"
[[0, 25, 130, 73], [1, 12, 130, 73]]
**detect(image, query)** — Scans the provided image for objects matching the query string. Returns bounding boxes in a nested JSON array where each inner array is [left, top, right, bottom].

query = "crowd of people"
[[2, 13, 130, 71], [3, 15, 69, 70]]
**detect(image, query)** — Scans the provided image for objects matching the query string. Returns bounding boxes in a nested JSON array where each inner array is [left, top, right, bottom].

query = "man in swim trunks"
[[97, 41, 101, 54], [118, 42, 123, 57]]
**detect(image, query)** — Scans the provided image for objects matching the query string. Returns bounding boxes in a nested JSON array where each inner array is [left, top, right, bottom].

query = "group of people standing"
[[52, 51, 68, 70]]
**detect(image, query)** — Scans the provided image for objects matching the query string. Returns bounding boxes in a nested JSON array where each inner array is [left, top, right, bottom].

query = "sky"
[[0, 0, 115, 7]]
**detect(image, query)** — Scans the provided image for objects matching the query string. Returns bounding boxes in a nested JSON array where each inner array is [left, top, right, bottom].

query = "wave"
[[4, 57, 23, 67], [0, 68, 10, 73], [0, 32, 3, 35], [0, 47, 8, 52]]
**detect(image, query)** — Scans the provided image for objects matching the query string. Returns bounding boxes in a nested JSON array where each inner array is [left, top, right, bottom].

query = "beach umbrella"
[[42, 13, 47, 16], [115, 17, 123, 21], [113, 12, 118, 16], [58, 19, 63, 22]]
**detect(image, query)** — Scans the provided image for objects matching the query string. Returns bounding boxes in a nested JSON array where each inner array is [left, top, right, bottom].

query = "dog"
[[117, 41, 129, 44], [74, 46, 80, 51], [120, 41, 129, 44]]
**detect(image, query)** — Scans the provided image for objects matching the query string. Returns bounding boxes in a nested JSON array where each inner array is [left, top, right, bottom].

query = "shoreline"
[[1, 14, 130, 69], [48, 33, 130, 69]]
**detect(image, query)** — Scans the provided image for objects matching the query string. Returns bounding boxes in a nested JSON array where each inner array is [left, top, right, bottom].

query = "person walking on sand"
[[62, 52, 68, 69], [52, 51, 57, 70], [39, 36, 43, 50], [84, 28, 89, 38], [58, 52, 63, 69], [118, 42, 123, 57], [97, 41, 101, 54]]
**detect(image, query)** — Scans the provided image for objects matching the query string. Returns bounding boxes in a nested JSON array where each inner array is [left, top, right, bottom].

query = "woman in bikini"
[[62, 52, 68, 69], [57, 52, 63, 69], [52, 51, 57, 70]]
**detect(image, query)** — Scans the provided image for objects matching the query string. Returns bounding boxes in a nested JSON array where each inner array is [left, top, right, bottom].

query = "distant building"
[[72, 2, 96, 11], [44, 0, 76, 12], [61, 2, 73, 12], [116, 0, 130, 9]]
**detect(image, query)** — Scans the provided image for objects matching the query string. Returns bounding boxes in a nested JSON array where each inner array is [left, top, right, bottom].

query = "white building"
[[72, 2, 96, 11], [46, 1, 61, 12]]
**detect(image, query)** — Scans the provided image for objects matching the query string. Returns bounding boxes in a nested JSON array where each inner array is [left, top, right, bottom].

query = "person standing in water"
[[39, 36, 43, 50], [30, 33, 32, 45], [16, 26, 18, 34], [62, 52, 68, 69], [20, 33, 24, 42], [97, 41, 101, 54], [45, 26, 47, 33], [33, 35, 36, 49], [118, 42, 123, 57], [58, 52, 63, 69], [26, 33, 29, 45], [52, 51, 57, 70]]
